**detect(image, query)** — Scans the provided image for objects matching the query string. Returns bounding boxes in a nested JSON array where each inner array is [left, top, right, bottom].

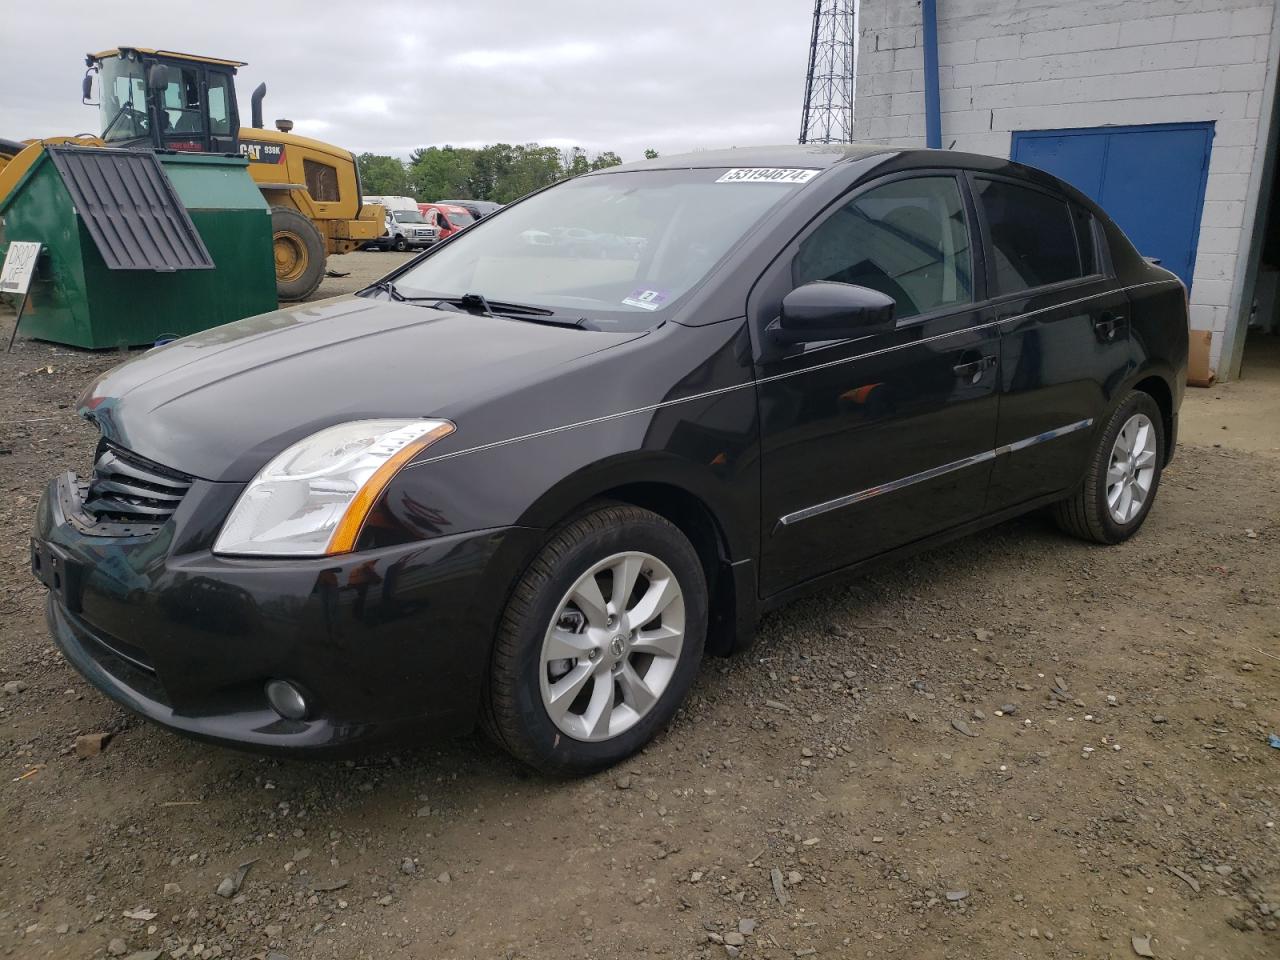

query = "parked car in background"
[[418, 202, 475, 241], [438, 199, 502, 220], [357, 208, 418, 252], [33, 145, 1187, 775], [362, 196, 438, 249]]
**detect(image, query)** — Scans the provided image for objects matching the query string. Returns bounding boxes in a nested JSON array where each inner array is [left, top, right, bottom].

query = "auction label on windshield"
[[716, 168, 819, 184], [622, 288, 671, 311]]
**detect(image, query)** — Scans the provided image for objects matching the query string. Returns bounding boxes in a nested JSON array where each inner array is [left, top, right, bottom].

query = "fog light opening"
[[265, 679, 309, 721]]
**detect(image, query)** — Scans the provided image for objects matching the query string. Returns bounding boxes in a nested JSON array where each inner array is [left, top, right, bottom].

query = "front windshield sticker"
[[622, 288, 671, 311], [715, 168, 818, 184]]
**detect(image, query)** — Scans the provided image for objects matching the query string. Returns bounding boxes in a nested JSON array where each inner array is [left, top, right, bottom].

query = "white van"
[[362, 195, 438, 250]]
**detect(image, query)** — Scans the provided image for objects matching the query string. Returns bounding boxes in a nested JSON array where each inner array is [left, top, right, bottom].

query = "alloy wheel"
[[538, 551, 685, 742], [1106, 413, 1157, 524]]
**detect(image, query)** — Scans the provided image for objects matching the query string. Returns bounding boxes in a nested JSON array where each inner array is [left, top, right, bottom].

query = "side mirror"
[[81, 72, 95, 104], [771, 281, 896, 345], [146, 63, 169, 92]]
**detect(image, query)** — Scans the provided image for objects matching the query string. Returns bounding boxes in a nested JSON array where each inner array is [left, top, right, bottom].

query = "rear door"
[[755, 172, 1001, 596], [969, 174, 1132, 512]]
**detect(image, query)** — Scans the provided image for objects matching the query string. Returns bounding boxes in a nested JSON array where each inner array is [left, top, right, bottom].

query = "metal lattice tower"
[[799, 0, 857, 144]]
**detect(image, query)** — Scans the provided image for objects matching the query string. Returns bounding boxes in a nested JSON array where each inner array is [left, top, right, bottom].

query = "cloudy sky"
[[9, 0, 818, 161]]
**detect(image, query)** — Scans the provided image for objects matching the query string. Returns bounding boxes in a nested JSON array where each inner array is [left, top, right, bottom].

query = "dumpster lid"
[[46, 146, 214, 272]]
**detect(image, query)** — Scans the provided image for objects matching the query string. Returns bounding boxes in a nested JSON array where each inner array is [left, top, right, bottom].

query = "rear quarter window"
[[974, 178, 1085, 295]]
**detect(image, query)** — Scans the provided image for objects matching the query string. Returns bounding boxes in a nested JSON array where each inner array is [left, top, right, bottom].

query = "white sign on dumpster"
[[0, 241, 41, 295]]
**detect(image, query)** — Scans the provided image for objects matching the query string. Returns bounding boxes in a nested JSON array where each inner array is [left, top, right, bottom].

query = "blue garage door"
[[1011, 122, 1214, 290]]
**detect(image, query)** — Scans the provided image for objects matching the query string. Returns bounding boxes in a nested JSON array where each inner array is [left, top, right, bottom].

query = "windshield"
[[99, 56, 149, 143], [444, 209, 474, 226], [394, 169, 805, 331], [395, 210, 426, 224]]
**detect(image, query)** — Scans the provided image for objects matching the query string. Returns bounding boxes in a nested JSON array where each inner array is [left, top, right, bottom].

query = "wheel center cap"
[[609, 635, 627, 658]]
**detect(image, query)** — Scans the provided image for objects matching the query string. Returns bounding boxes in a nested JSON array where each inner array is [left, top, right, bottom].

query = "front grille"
[[82, 442, 192, 528]]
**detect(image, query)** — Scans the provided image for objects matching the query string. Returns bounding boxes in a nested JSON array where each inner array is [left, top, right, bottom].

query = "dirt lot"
[[1, 267, 1277, 960]]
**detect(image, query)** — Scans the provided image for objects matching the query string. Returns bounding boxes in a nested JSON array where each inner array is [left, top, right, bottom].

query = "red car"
[[417, 203, 475, 241]]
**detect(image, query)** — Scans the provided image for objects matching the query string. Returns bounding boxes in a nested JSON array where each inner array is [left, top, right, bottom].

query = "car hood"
[[81, 296, 642, 482]]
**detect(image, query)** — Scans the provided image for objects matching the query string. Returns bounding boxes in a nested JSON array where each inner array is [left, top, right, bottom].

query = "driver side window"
[[793, 176, 973, 321]]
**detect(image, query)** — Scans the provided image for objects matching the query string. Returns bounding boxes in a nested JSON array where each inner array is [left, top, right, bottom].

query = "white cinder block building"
[[852, 0, 1280, 379]]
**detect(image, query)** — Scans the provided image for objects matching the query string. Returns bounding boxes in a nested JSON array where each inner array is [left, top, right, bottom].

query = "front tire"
[[271, 206, 326, 301], [1053, 390, 1165, 544], [483, 504, 707, 775], [393, 236, 409, 252]]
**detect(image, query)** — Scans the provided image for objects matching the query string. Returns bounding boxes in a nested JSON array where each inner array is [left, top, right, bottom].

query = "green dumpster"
[[0, 145, 276, 348]]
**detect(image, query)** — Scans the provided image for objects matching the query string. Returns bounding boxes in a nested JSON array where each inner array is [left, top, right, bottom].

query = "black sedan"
[[32, 145, 1187, 774]]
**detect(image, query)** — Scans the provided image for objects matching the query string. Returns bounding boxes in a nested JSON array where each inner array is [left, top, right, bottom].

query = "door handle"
[[1094, 312, 1125, 342], [952, 353, 997, 384]]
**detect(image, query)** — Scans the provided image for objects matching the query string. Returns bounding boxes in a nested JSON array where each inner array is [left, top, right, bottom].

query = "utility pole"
[[799, 0, 857, 144]]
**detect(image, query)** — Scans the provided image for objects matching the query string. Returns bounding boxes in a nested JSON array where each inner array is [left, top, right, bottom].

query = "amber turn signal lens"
[[326, 421, 455, 554]]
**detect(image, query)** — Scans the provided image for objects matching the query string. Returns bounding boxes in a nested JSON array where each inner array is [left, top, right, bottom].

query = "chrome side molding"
[[777, 418, 1093, 527]]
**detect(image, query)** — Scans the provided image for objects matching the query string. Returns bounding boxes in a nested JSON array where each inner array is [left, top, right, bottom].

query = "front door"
[[756, 173, 1001, 597], [206, 70, 239, 154], [156, 62, 210, 152]]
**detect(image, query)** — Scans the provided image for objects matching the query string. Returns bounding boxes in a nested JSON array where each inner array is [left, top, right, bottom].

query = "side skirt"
[[756, 489, 1071, 618]]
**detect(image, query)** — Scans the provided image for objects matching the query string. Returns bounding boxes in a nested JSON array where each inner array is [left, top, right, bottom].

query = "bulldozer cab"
[[87, 48, 243, 154], [74, 45, 386, 300]]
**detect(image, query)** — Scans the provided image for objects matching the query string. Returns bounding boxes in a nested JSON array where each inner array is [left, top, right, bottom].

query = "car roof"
[[601, 144, 1076, 182], [607, 143, 898, 173], [596, 145, 1104, 214]]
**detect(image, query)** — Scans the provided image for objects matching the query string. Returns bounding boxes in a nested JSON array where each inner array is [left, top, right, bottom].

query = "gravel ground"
[[304, 249, 417, 300], [0, 271, 1277, 959]]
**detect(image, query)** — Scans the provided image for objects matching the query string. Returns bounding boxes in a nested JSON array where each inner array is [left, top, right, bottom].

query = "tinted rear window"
[[974, 179, 1083, 295]]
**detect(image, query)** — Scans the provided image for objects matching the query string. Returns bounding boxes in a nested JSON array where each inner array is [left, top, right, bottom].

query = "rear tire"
[[271, 206, 326, 301], [482, 504, 707, 775], [1053, 390, 1165, 544]]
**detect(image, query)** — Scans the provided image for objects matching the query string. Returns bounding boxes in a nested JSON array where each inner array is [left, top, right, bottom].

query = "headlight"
[[213, 419, 454, 557]]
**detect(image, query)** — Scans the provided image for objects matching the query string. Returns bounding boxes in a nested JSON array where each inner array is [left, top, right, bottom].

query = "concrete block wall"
[[853, 0, 1277, 368]]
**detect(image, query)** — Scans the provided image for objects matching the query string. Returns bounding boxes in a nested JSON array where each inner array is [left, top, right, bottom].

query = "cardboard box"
[[1187, 329, 1215, 387]]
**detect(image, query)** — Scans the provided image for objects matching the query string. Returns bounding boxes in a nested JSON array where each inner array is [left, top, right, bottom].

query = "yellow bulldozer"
[[0, 46, 383, 300]]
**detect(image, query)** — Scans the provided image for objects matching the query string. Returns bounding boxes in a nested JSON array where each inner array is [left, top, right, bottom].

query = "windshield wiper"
[[101, 91, 136, 141], [368, 280, 406, 301], [437, 293, 553, 316], [435, 293, 598, 330], [366, 285, 596, 329], [460, 292, 496, 317]]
